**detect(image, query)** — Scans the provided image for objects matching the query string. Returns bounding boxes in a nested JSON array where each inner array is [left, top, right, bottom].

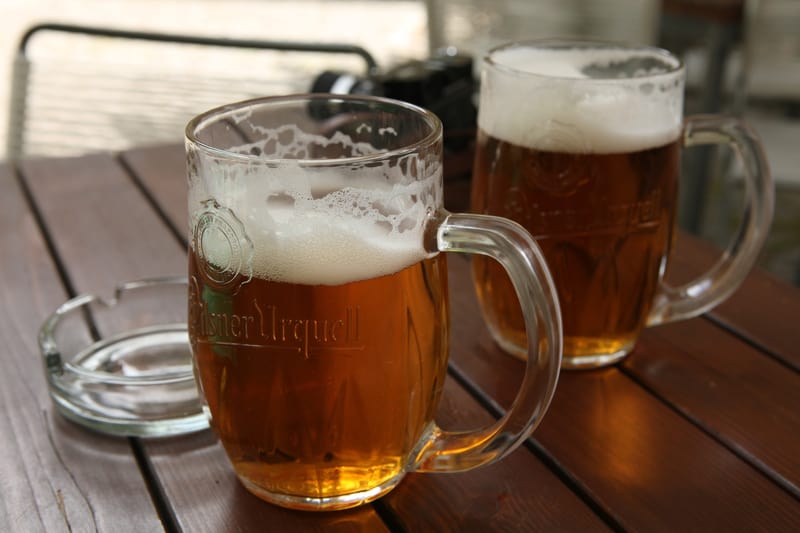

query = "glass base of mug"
[[238, 471, 406, 511], [561, 337, 635, 369], [561, 348, 631, 370], [491, 330, 634, 370]]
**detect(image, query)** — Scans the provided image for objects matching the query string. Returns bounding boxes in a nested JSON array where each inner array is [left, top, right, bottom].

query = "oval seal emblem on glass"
[[192, 199, 253, 293]]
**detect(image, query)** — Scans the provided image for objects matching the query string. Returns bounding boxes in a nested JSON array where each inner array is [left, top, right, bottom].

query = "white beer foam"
[[190, 125, 439, 286], [479, 47, 683, 154]]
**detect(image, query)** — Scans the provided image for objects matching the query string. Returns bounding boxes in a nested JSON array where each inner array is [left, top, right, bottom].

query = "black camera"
[[310, 49, 477, 151]]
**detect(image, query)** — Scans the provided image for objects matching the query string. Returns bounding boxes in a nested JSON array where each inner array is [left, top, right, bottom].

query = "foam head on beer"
[[480, 45, 684, 154], [189, 123, 441, 286]]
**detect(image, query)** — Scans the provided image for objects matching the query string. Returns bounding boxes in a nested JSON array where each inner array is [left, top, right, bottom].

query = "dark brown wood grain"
[[447, 254, 800, 530], [1, 162, 163, 531], [382, 379, 609, 532], [122, 143, 188, 243], [20, 153, 187, 290], [10, 143, 800, 531], [128, 143, 800, 529], [669, 232, 800, 369], [143, 431, 391, 532], [628, 319, 800, 492], [19, 153, 392, 531]]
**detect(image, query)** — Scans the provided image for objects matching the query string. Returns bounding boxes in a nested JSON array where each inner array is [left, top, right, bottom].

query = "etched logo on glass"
[[192, 199, 253, 292]]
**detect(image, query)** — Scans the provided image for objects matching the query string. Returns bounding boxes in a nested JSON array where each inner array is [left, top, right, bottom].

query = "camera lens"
[[311, 70, 378, 96]]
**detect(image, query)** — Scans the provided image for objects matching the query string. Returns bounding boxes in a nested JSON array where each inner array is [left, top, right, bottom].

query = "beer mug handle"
[[648, 115, 774, 326], [413, 213, 562, 472]]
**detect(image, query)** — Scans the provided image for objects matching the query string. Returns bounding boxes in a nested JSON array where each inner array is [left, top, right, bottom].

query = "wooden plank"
[[446, 254, 800, 530], [142, 373, 607, 531], [542, 370, 800, 530], [669, 232, 800, 369], [122, 143, 188, 244], [143, 431, 390, 532], [625, 319, 800, 494], [124, 144, 609, 529], [1, 162, 163, 531], [127, 143, 800, 528], [20, 153, 391, 531], [382, 379, 609, 531], [21, 153, 186, 291]]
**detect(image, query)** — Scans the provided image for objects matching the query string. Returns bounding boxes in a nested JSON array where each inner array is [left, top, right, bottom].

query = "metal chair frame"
[[6, 22, 378, 161]]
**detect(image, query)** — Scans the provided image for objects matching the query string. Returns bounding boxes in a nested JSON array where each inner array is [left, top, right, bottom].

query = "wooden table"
[[2, 144, 798, 531]]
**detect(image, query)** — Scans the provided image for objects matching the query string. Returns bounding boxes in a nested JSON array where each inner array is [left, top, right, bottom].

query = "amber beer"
[[186, 94, 566, 512], [188, 246, 449, 505], [471, 42, 687, 367], [472, 131, 680, 364]]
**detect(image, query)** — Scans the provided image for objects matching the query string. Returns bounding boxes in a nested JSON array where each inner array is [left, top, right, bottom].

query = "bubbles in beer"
[[189, 124, 440, 286], [480, 46, 683, 154]]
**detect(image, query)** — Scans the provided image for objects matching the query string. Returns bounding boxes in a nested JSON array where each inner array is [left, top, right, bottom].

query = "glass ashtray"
[[38, 277, 208, 437]]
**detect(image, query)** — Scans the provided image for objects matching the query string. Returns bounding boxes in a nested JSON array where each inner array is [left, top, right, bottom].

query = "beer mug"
[[185, 94, 562, 511], [471, 41, 773, 369]]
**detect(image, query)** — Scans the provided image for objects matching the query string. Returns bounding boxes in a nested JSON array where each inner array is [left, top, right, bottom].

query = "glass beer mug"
[[471, 41, 773, 369], [185, 95, 562, 511]]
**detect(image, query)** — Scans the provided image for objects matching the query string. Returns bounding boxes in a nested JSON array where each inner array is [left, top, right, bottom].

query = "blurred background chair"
[[657, 0, 746, 236], [728, 0, 800, 283], [6, 23, 377, 161], [663, 0, 800, 284]]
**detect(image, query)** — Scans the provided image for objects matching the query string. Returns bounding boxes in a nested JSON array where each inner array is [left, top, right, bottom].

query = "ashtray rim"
[[38, 276, 209, 438]]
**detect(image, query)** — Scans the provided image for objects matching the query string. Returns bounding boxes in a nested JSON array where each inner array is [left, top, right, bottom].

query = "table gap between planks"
[[1, 143, 797, 532]]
